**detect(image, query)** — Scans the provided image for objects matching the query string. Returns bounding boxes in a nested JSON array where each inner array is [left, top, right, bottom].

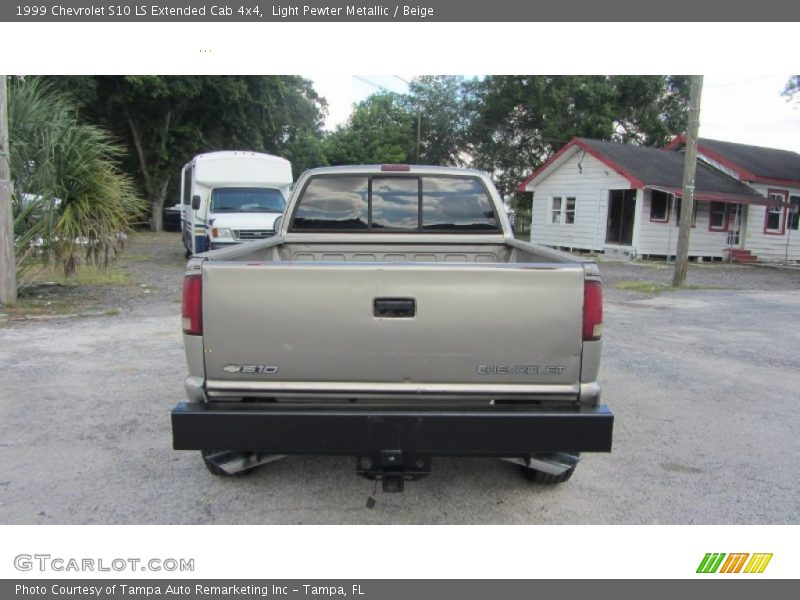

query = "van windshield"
[[210, 187, 286, 213]]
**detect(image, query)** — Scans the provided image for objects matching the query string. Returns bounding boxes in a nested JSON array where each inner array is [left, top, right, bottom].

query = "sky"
[[309, 74, 800, 153]]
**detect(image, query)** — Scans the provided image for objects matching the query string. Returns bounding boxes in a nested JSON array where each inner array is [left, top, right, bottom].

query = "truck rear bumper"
[[171, 402, 613, 456]]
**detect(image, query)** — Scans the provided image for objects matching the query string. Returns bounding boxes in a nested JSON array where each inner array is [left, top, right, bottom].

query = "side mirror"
[[273, 215, 283, 233], [191, 195, 201, 210]]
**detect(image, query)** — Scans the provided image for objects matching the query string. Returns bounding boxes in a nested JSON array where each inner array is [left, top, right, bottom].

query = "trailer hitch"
[[356, 450, 431, 493]]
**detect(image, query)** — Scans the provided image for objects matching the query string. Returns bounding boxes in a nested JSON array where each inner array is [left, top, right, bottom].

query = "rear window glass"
[[291, 176, 369, 230], [372, 177, 420, 230], [422, 177, 497, 230], [210, 187, 286, 213], [290, 175, 499, 233]]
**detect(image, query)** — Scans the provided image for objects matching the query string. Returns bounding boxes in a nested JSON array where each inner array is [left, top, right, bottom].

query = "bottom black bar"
[[1, 580, 789, 600], [171, 402, 613, 455]]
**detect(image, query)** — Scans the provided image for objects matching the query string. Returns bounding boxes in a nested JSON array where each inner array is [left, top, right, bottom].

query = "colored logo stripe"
[[697, 553, 772, 574], [744, 553, 773, 574], [697, 553, 726, 573], [719, 553, 749, 573]]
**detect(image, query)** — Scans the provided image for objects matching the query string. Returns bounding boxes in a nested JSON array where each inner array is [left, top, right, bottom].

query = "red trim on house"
[[665, 136, 800, 188], [663, 135, 685, 151], [648, 189, 670, 223], [763, 189, 788, 235], [516, 138, 645, 192], [749, 175, 800, 187], [645, 186, 778, 207], [708, 201, 729, 232], [516, 142, 578, 192], [572, 139, 646, 188]]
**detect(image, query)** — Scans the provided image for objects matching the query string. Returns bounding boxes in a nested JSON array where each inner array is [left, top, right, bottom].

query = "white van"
[[180, 151, 292, 256]]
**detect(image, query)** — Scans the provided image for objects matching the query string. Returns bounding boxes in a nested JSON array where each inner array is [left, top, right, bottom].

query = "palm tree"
[[7, 78, 146, 284]]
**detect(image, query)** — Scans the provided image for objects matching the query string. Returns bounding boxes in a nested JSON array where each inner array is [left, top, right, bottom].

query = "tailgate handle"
[[374, 298, 416, 318]]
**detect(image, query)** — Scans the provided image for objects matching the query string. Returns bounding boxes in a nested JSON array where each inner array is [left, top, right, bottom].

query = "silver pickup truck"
[[171, 165, 612, 491]]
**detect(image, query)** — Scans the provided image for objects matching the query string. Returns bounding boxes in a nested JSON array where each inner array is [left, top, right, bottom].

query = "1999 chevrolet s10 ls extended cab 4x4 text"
[[171, 165, 613, 492]]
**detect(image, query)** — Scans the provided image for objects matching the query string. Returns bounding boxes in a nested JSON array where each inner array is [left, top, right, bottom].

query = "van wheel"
[[200, 450, 256, 477]]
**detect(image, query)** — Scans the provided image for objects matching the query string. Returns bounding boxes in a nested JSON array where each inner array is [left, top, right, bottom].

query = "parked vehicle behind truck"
[[180, 151, 292, 256], [172, 165, 613, 491]]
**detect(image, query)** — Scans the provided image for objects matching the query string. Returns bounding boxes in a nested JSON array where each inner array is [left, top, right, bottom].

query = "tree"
[[7, 78, 145, 283], [323, 92, 416, 165], [44, 76, 327, 230], [404, 76, 470, 166], [782, 75, 800, 102], [466, 76, 690, 196]]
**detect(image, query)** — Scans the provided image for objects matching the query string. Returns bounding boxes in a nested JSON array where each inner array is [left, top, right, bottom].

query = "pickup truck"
[[171, 165, 613, 492]]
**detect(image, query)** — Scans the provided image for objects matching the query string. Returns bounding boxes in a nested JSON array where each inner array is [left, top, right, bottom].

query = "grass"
[[614, 280, 733, 295], [614, 280, 672, 294], [0, 262, 135, 324], [24, 263, 135, 287], [118, 252, 151, 263]]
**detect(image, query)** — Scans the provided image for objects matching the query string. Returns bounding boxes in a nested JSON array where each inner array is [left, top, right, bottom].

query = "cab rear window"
[[290, 175, 500, 233]]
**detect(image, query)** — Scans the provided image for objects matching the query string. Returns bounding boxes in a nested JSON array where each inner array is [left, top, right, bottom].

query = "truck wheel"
[[519, 465, 576, 484], [184, 247, 192, 259], [200, 450, 256, 477], [519, 452, 579, 484]]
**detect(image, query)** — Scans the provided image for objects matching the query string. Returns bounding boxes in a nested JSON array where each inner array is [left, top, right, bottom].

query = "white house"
[[665, 136, 800, 261], [517, 137, 797, 262]]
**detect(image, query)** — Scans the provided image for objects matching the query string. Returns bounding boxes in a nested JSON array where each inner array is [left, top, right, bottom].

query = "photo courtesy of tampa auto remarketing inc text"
[[0, 0, 799, 593]]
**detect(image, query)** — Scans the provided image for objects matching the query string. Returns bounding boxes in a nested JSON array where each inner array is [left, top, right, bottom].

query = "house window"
[[650, 190, 670, 222], [764, 190, 788, 235], [565, 197, 576, 224], [551, 196, 576, 225], [709, 202, 728, 231], [788, 195, 800, 231], [674, 197, 697, 227], [551, 197, 562, 224]]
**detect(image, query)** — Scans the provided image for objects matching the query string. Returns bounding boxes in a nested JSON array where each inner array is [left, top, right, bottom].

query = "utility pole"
[[415, 103, 423, 164], [0, 75, 17, 305], [672, 75, 704, 288]]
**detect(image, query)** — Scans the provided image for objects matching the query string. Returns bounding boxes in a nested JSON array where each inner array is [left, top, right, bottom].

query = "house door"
[[606, 189, 636, 245], [726, 203, 744, 247]]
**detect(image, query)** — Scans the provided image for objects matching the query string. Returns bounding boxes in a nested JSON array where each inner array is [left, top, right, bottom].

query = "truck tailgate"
[[201, 262, 585, 400]]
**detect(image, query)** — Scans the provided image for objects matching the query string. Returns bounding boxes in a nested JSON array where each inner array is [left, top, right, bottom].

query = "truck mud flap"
[[171, 402, 613, 456]]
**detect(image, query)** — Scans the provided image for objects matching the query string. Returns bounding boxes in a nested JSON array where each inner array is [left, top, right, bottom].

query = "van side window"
[[182, 166, 193, 205]]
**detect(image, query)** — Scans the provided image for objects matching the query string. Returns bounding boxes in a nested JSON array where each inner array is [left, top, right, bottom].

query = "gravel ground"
[[597, 258, 800, 301], [1, 234, 798, 524]]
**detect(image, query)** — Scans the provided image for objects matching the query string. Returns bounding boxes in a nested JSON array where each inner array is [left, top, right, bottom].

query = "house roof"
[[665, 136, 800, 186], [517, 137, 775, 205]]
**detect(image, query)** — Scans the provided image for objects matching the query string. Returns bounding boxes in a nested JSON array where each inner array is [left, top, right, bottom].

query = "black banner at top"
[[4, 0, 800, 22]]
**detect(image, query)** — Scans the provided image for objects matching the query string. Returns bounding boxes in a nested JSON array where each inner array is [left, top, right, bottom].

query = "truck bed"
[[205, 236, 583, 265], [195, 237, 592, 404]]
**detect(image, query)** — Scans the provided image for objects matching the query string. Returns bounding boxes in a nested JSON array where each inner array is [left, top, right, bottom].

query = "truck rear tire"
[[200, 450, 256, 477], [519, 452, 579, 484], [519, 465, 576, 483]]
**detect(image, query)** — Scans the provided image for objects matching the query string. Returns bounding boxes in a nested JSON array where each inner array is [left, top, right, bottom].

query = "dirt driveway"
[[1, 233, 798, 524]]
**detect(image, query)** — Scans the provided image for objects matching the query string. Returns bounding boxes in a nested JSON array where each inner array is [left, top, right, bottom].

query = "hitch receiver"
[[356, 450, 431, 492]]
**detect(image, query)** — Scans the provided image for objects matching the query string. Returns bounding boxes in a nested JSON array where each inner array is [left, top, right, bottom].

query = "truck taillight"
[[182, 274, 202, 335], [583, 281, 603, 341]]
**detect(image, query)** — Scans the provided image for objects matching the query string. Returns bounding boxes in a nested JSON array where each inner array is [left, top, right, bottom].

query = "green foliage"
[[466, 76, 690, 196], [7, 78, 146, 285], [405, 75, 470, 165], [43, 76, 326, 230], [323, 92, 416, 165], [782, 76, 800, 102]]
